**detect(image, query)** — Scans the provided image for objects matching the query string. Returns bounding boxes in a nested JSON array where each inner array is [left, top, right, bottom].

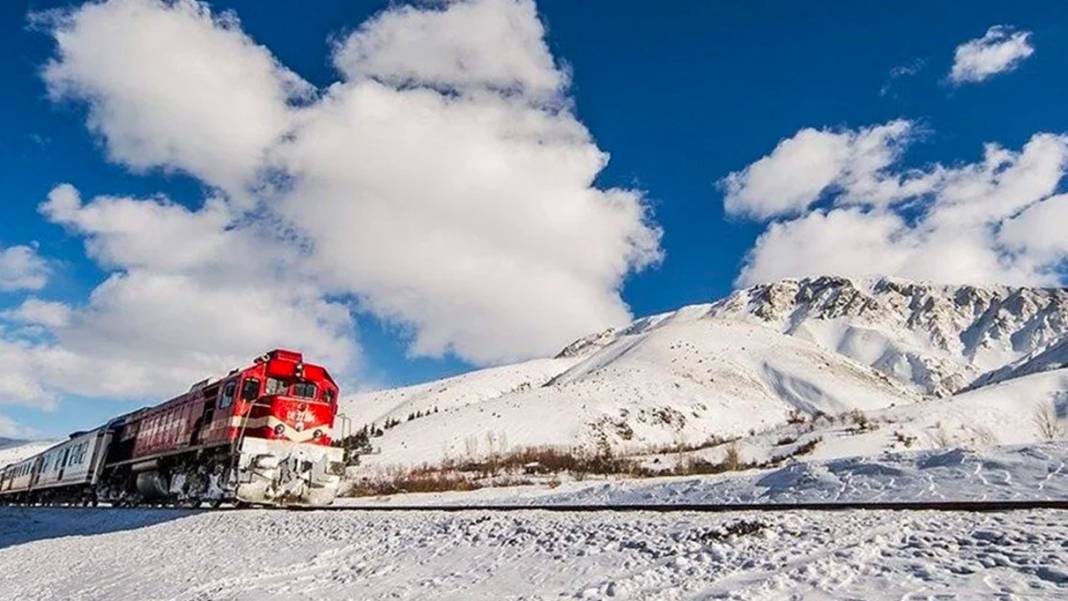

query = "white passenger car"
[[0, 428, 111, 503]]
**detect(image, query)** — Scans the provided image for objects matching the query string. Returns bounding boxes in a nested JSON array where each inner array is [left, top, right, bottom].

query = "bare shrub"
[[891, 430, 917, 448], [1033, 402, 1066, 441], [723, 443, 742, 471], [348, 468, 482, 496], [642, 434, 738, 455], [463, 435, 479, 458], [844, 409, 875, 433], [927, 423, 954, 449]]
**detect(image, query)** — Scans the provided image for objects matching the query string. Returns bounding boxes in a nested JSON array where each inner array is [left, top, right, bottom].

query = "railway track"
[[5, 499, 1068, 512], [319, 500, 1068, 512]]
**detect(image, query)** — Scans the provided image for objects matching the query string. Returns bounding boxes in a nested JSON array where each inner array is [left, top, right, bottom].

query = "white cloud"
[[333, 0, 565, 103], [0, 340, 55, 408], [0, 184, 357, 407], [2, 298, 72, 328], [40, 0, 310, 200], [879, 59, 925, 97], [722, 120, 934, 219], [949, 25, 1034, 86], [999, 193, 1068, 265], [10, 0, 661, 409], [729, 122, 1068, 287], [0, 245, 50, 291], [274, 73, 660, 363], [0, 412, 36, 439]]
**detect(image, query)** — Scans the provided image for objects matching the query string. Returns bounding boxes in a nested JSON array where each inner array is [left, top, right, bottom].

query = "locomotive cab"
[[227, 350, 345, 506]]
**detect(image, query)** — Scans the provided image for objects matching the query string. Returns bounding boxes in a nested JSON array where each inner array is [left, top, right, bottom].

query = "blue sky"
[[2, 0, 1067, 438]]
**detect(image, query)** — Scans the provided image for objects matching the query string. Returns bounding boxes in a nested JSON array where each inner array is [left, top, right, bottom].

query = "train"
[[0, 349, 345, 508]]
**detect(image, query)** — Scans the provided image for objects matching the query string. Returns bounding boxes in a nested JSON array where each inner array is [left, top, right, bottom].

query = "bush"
[[1033, 402, 1066, 441], [348, 468, 482, 496]]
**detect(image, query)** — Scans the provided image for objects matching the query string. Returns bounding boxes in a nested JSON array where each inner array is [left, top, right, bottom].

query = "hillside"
[[0, 439, 57, 468], [343, 276, 1068, 471]]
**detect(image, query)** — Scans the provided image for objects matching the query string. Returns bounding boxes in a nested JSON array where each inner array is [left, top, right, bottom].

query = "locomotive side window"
[[292, 382, 317, 399], [241, 378, 261, 402], [219, 381, 237, 409], [266, 377, 286, 395]]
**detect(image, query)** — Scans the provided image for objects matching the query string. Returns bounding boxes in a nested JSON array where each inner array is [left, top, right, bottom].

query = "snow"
[[344, 357, 582, 431], [6, 277, 1064, 599], [349, 319, 918, 470], [340, 276, 1068, 473], [0, 439, 58, 468], [336, 442, 1068, 509], [1, 506, 1065, 599], [519, 443, 1068, 506], [705, 276, 1068, 396]]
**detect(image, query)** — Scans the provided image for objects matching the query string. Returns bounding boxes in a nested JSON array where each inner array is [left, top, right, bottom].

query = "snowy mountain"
[[0, 439, 57, 468], [573, 276, 1068, 397], [343, 276, 1068, 470]]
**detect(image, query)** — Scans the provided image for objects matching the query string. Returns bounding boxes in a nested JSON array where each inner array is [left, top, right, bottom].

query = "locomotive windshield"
[[264, 377, 324, 401], [265, 377, 286, 395]]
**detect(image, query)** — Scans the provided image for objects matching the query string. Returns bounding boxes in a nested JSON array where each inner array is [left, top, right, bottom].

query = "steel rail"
[[4, 500, 1067, 512], [310, 500, 1068, 512]]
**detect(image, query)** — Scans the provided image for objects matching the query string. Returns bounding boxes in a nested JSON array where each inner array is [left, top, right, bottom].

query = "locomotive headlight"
[[273, 424, 285, 436], [314, 429, 323, 439]]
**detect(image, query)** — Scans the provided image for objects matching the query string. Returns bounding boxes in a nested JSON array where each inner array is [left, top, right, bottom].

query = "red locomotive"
[[0, 349, 345, 507]]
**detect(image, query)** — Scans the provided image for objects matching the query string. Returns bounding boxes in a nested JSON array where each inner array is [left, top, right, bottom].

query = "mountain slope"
[[709, 276, 1068, 395], [343, 276, 1067, 470], [567, 276, 1068, 397], [350, 318, 919, 468], [344, 357, 582, 429], [0, 439, 58, 468]]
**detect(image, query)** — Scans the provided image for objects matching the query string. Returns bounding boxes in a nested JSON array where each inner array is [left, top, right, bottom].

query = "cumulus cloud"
[[24, 184, 357, 403], [2, 299, 72, 328], [0, 245, 50, 291], [727, 122, 1068, 287], [949, 25, 1034, 85], [40, 0, 310, 200], [999, 193, 1068, 265], [5, 0, 660, 409], [0, 183, 358, 407], [275, 25, 660, 362], [333, 0, 565, 102], [722, 120, 936, 219]]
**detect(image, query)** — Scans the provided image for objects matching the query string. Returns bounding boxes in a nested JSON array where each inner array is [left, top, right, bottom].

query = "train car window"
[[241, 378, 261, 401], [266, 377, 286, 395], [292, 382, 317, 399], [219, 381, 237, 409], [324, 388, 336, 404]]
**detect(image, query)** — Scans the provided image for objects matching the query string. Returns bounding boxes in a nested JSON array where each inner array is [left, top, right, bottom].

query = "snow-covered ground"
[[1, 506, 1065, 600], [340, 442, 1068, 508]]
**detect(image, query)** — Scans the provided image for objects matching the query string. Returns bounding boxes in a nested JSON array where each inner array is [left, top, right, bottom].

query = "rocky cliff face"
[[561, 276, 1068, 396]]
